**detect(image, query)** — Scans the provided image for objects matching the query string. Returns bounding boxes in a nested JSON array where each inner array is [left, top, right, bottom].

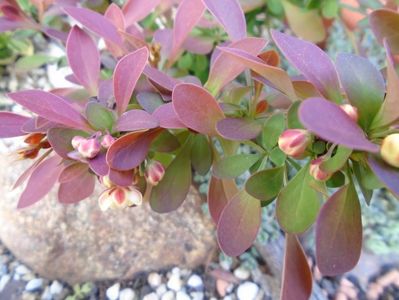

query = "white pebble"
[[187, 274, 203, 289], [191, 291, 204, 300], [0, 275, 10, 292], [106, 283, 120, 300], [148, 272, 162, 288], [50, 280, 63, 295], [237, 282, 259, 300], [156, 284, 167, 296], [119, 288, 136, 300], [41, 286, 52, 300], [234, 267, 250, 280], [161, 290, 175, 300], [15, 265, 30, 275], [176, 291, 191, 300], [25, 278, 43, 292], [143, 292, 159, 300], [167, 274, 183, 292]]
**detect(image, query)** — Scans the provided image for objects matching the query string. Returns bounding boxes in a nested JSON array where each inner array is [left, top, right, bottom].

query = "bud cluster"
[[70, 133, 115, 159], [98, 186, 143, 211]]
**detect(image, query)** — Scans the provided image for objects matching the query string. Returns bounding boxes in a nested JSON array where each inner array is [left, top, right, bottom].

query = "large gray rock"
[[0, 156, 216, 284]]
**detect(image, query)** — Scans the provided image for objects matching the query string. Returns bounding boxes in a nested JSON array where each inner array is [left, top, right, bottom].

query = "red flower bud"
[[101, 134, 115, 148], [278, 129, 311, 158], [77, 138, 101, 159], [98, 187, 143, 211], [381, 134, 399, 168], [340, 104, 359, 122], [310, 158, 331, 181], [145, 160, 165, 186]]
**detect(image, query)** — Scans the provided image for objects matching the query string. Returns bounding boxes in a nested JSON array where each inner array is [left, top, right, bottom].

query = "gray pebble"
[[119, 288, 136, 300], [0, 274, 10, 292], [25, 278, 44, 292], [106, 283, 120, 300]]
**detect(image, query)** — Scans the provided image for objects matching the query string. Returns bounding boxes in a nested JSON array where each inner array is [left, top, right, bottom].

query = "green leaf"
[[287, 101, 304, 129], [269, 147, 286, 166], [276, 164, 321, 233], [320, 146, 352, 173], [151, 130, 180, 153], [316, 182, 362, 276], [213, 153, 261, 179], [261, 113, 285, 150], [321, 0, 339, 19], [177, 52, 193, 70], [191, 135, 213, 175], [150, 137, 193, 213], [326, 171, 346, 188], [15, 54, 56, 73], [85, 102, 116, 131], [245, 166, 284, 203]]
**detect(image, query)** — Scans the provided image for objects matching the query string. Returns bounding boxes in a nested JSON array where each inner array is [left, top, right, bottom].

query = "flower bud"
[[71, 136, 86, 149], [101, 134, 115, 148], [310, 158, 331, 181], [340, 104, 359, 122], [278, 129, 311, 158], [98, 187, 143, 211], [381, 134, 399, 168], [145, 160, 165, 185], [77, 138, 101, 159]]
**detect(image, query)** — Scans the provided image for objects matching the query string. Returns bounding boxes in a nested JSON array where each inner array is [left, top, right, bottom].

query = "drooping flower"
[[98, 186, 143, 211], [145, 160, 165, 186], [310, 157, 332, 181], [278, 129, 311, 158]]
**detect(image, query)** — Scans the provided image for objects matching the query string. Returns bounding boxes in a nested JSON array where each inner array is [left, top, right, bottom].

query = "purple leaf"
[[104, 3, 125, 31], [18, 155, 64, 209], [108, 168, 134, 187], [316, 183, 362, 276], [271, 30, 341, 102], [172, 83, 225, 136], [208, 177, 238, 224], [66, 26, 100, 95], [58, 172, 95, 204], [0, 112, 29, 138], [123, 0, 161, 26], [281, 234, 313, 300], [106, 129, 162, 171], [47, 128, 89, 159], [8, 90, 90, 130], [368, 155, 399, 196], [217, 46, 296, 99], [143, 65, 179, 94], [152, 103, 186, 129], [59, 163, 89, 183], [217, 190, 261, 257], [299, 98, 379, 152], [216, 118, 262, 141], [88, 152, 109, 176], [63, 6, 123, 45], [370, 9, 399, 54], [114, 47, 149, 115], [137, 92, 164, 113], [203, 0, 246, 41], [206, 37, 266, 93], [0, 18, 24, 32], [116, 109, 159, 131]]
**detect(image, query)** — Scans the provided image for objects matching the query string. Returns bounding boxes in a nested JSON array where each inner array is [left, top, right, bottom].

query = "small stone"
[[191, 291, 204, 300], [0, 274, 10, 292], [22, 292, 36, 300], [176, 291, 191, 300], [234, 267, 250, 281], [148, 272, 162, 288], [16, 265, 30, 275], [237, 282, 259, 300], [106, 283, 120, 300], [156, 284, 167, 296], [0, 264, 7, 276], [223, 296, 234, 300], [120, 288, 136, 300], [143, 292, 159, 300], [25, 278, 44, 292], [187, 274, 203, 290], [216, 279, 229, 297], [41, 286, 52, 300], [161, 290, 175, 300], [50, 280, 63, 295], [167, 274, 183, 292]]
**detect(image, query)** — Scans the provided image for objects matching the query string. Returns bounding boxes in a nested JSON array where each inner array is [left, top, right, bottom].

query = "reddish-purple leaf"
[[206, 37, 266, 93], [106, 129, 162, 171], [172, 83, 224, 136], [143, 65, 179, 94], [88, 152, 109, 176], [104, 3, 125, 31], [170, 0, 205, 62], [59, 163, 89, 183], [208, 177, 238, 224], [299, 98, 379, 152], [281, 234, 313, 300], [63, 6, 123, 45], [58, 172, 95, 204], [137, 92, 164, 113], [217, 190, 261, 257], [8, 90, 90, 130], [216, 118, 262, 141], [123, 0, 161, 26], [152, 103, 186, 129], [66, 26, 100, 95], [114, 47, 149, 115], [217, 46, 296, 99], [0, 112, 29, 138], [370, 9, 399, 54], [271, 30, 341, 102], [316, 183, 362, 276], [108, 168, 134, 187], [47, 128, 89, 159], [116, 109, 159, 131], [203, 0, 246, 41], [0, 18, 24, 32], [18, 155, 64, 209], [368, 155, 399, 196]]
